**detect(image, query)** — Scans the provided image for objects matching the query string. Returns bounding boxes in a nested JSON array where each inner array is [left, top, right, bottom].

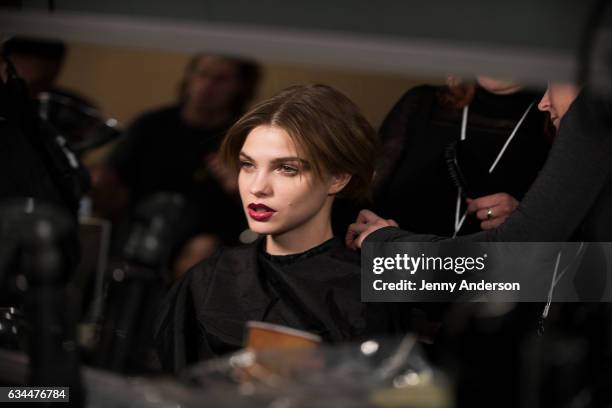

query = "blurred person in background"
[[374, 75, 551, 238], [2, 36, 65, 97], [108, 54, 261, 278], [2, 36, 109, 209], [370, 75, 552, 337], [3, 36, 98, 107], [348, 82, 612, 407], [3, 36, 126, 268], [0, 37, 91, 277], [348, 82, 612, 245]]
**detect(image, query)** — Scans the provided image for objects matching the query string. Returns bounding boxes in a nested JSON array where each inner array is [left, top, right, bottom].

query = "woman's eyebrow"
[[239, 151, 254, 161], [240, 152, 309, 166], [270, 157, 309, 166]]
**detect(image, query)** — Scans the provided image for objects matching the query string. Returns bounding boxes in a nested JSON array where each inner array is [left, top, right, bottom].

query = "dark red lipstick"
[[247, 203, 276, 221]]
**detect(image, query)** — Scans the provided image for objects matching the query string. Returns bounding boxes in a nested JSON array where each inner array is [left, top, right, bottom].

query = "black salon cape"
[[153, 237, 384, 374]]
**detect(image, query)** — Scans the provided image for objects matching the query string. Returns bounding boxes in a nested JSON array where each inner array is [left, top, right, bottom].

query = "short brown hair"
[[220, 84, 380, 200]]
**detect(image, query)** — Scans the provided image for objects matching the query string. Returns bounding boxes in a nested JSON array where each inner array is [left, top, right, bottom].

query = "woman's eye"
[[278, 165, 299, 175], [240, 161, 254, 170]]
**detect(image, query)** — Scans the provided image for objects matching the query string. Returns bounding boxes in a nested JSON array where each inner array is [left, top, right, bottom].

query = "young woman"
[[154, 84, 383, 373]]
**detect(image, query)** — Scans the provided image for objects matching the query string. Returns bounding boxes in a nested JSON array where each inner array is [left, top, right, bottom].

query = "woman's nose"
[[249, 170, 272, 197], [538, 89, 551, 112]]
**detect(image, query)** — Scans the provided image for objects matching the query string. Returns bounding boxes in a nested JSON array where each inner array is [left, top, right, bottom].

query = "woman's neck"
[[265, 201, 334, 256]]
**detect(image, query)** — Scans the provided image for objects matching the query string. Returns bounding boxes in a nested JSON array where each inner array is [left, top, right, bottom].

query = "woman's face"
[[185, 56, 241, 111], [237, 125, 345, 236], [537, 83, 580, 129]]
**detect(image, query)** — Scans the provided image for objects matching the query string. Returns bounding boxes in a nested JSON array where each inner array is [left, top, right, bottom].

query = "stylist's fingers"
[[467, 193, 503, 213], [355, 209, 382, 224], [347, 209, 385, 249], [476, 207, 496, 221], [475, 201, 518, 221], [346, 222, 369, 249], [467, 193, 517, 214], [346, 212, 398, 250], [480, 215, 508, 230], [351, 224, 385, 249]]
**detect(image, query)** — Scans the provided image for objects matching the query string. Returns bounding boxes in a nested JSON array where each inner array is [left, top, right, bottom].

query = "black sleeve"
[[374, 86, 437, 189], [366, 90, 612, 243], [378, 85, 436, 143]]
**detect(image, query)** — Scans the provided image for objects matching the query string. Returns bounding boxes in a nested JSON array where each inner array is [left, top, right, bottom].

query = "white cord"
[[542, 243, 586, 319], [453, 193, 467, 237], [543, 251, 562, 319], [460, 105, 469, 141], [453, 100, 534, 235], [488, 102, 534, 173]]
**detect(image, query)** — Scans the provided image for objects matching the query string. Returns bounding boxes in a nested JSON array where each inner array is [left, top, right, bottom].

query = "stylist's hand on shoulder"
[[466, 192, 518, 230], [346, 209, 398, 250]]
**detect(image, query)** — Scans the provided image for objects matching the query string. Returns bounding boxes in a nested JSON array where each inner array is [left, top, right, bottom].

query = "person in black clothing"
[[369, 76, 552, 335], [109, 54, 260, 277], [154, 84, 385, 374], [347, 83, 612, 245], [348, 82, 612, 407], [1, 36, 65, 97], [3, 36, 99, 111], [374, 76, 551, 238], [0, 38, 90, 279], [0, 40, 90, 402]]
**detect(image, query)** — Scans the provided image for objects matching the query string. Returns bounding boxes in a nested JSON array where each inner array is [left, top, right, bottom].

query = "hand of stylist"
[[346, 209, 398, 250], [466, 192, 519, 230]]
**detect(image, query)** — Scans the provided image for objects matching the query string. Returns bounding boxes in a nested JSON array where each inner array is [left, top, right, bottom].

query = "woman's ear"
[[328, 173, 352, 195]]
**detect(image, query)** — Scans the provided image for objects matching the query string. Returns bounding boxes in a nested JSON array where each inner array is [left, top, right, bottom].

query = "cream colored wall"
[[56, 42, 441, 129]]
